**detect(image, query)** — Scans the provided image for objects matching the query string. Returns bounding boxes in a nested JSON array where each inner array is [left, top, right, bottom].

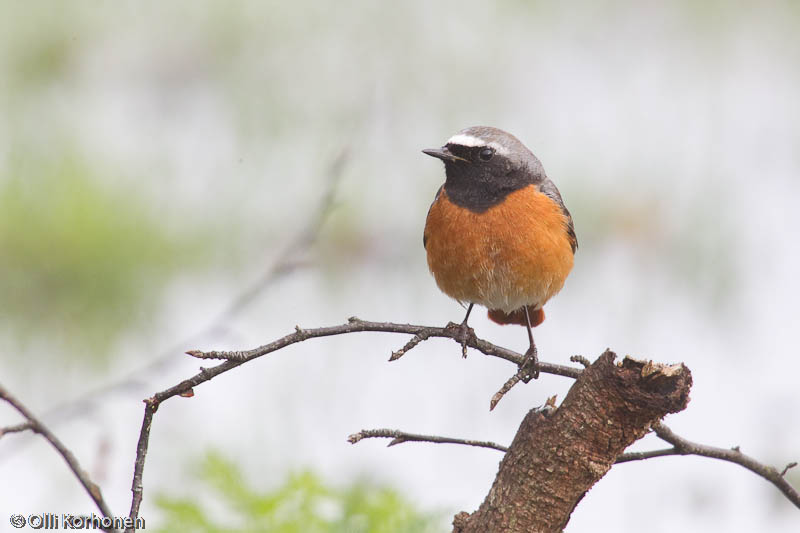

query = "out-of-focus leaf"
[[154, 451, 444, 533]]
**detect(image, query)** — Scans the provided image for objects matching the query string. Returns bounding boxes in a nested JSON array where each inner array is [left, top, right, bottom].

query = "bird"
[[422, 126, 577, 380]]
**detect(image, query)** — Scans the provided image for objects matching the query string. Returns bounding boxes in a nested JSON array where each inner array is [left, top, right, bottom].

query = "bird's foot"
[[446, 321, 476, 358], [519, 344, 540, 383]]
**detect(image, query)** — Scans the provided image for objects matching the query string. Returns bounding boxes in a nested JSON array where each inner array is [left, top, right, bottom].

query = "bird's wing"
[[539, 179, 577, 253]]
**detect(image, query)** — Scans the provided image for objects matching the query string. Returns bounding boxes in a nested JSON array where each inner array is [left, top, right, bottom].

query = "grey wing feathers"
[[423, 186, 444, 250], [539, 179, 578, 253]]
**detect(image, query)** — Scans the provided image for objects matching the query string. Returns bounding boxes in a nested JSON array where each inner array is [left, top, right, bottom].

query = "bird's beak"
[[422, 146, 469, 163]]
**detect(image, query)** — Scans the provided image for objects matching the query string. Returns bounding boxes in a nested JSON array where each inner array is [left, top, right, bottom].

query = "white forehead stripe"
[[446, 134, 510, 155], [447, 134, 484, 147]]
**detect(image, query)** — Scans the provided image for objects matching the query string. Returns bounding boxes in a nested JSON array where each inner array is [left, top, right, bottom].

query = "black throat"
[[443, 164, 536, 213]]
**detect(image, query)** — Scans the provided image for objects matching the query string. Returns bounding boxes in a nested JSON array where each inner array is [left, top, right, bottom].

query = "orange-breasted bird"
[[422, 126, 577, 379]]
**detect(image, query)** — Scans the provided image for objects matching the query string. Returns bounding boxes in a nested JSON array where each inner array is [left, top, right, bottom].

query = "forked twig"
[[0, 382, 116, 531], [651, 421, 800, 508]]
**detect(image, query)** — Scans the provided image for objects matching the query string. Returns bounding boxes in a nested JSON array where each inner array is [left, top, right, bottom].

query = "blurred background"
[[1, 1, 798, 531]]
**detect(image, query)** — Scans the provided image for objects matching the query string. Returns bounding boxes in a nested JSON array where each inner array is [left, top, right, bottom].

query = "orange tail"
[[488, 306, 545, 327]]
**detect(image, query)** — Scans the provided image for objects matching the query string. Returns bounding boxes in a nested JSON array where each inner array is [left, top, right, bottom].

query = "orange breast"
[[424, 185, 574, 313]]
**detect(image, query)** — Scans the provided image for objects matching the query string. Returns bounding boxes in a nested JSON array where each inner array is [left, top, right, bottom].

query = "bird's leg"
[[520, 306, 540, 382], [455, 303, 474, 358]]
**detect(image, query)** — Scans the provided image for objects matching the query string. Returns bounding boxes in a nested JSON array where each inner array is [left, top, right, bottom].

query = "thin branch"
[[344, 424, 800, 494], [652, 421, 800, 508], [490, 369, 524, 411], [187, 317, 583, 380], [0, 421, 34, 438], [614, 447, 680, 463], [126, 400, 156, 533], [389, 329, 436, 361], [0, 382, 116, 531], [345, 429, 714, 468], [781, 462, 798, 477], [348, 428, 509, 452]]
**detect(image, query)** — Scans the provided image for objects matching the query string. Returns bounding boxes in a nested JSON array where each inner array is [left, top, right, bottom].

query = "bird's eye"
[[479, 147, 494, 161]]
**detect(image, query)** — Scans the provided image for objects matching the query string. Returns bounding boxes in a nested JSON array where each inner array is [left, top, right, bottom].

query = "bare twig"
[[126, 400, 156, 532], [345, 426, 794, 477], [652, 421, 800, 508], [489, 370, 524, 411], [614, 447, 680, 463], [0, 421, 34, 437], [348, 428, 509, 452], [781, 462, 798, 477], [0, 382, 116, 531], [186, 317, 583, 379], [389, 330, 436, 361], [489, 371, 561, 412], [345, 428, 752, 471], [344, 426, 673, 463]]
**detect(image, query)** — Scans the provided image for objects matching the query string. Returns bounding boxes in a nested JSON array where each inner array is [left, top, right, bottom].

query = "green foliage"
[[0, 153, 196, 360], [154, 451, 444, 533]]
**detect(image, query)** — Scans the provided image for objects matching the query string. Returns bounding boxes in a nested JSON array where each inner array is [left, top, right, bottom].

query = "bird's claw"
[[446, 321, 475, 358], [519, 344, 540, 383]]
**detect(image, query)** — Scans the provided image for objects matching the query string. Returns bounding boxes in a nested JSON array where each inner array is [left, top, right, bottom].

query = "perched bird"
[[422, 126, 577, 379]]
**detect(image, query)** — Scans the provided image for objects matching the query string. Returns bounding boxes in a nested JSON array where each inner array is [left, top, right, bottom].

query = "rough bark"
[[453, 350, 692, 533]]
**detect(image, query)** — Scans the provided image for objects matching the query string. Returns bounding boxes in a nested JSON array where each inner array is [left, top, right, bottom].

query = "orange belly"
[[424, 185, 574, 314]]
